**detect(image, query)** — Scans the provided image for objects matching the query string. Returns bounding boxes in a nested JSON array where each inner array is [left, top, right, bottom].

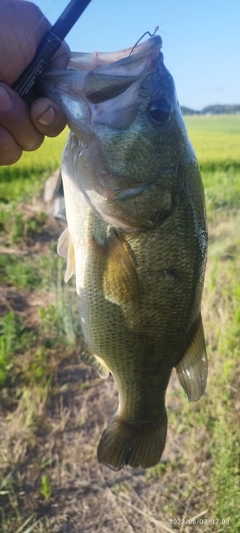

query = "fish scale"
[[40, 35, 208, 470]]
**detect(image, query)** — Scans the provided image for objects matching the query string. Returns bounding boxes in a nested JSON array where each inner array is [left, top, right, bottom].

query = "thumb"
[[31, 96, 68, 137]]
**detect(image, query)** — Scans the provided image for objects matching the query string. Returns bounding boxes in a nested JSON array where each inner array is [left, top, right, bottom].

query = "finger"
[[31, 97, 67, 137], [0, 3, 50, 85], [0, 83, 44, 151], [0, 125, 22, 165]]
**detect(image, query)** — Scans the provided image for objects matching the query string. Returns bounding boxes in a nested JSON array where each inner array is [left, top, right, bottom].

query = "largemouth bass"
[[40, 35, 208, 471]]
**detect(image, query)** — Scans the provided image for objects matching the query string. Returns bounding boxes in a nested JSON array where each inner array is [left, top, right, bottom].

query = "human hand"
[[0, 0, 70, 165]]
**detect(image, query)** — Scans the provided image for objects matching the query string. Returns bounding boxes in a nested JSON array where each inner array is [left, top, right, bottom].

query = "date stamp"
[[169, 518, 230, 526]]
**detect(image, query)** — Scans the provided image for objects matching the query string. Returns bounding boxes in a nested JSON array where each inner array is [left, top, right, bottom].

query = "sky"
[[35, 0, 240, 110]]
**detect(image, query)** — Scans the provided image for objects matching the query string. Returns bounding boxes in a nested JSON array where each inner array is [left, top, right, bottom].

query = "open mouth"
[[41, 35, 162, 103], [71, 35, 162, 104]]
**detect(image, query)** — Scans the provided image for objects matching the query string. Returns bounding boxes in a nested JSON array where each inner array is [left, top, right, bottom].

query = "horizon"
[[182, 103, 240, 111]]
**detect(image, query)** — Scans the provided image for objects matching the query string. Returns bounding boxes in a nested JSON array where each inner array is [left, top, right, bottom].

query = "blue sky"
[[36, 0, 240, 110]]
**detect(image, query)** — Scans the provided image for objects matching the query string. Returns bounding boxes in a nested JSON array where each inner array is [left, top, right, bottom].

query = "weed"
[[23, 347, 53, 387], [79, 380, 90, 392], [0, 254, 39, 289], [0, 470, 15, 496], [15, 515, 40, 533], [146, 461, 168, 479], [0, 312, 26, 388], [0, 205, 48, 245], [26, 212, 47, 236], [40, 475, 52, 501], [0, 252, 62, 290], [11, 213, 25, 244], [1, 385, 49, 466], [210, 416, 240, 530]]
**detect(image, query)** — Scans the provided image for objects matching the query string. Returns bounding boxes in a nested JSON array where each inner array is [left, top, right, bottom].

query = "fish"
[[40, 35, 208, 471]]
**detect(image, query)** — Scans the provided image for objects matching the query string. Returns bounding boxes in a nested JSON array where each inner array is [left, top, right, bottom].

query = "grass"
[[185, 115, 240, 172], [0, 115, 239, 532], [0, 129, 68, 202], [40, 475, 52, 501]]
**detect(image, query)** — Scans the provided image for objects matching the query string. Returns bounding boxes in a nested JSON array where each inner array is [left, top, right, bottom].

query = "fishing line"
[[0, 0, 60, 83], [129, 0, 182, 56], [159, 0, 182, 27]]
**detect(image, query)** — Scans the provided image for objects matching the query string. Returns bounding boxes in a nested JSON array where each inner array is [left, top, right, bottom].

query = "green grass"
[[0, 252, 57, 290], [0, 129, 68, 202], [202, 169, 240, 214], [40, 475, 52, 501], [185, 114, 240, 134], [185, 114, 240, 172]]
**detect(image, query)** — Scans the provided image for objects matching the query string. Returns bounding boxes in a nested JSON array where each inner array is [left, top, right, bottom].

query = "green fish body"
[[41, 35, 208, 470]]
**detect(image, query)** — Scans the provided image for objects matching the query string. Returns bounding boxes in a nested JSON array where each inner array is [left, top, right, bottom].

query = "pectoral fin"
[[175, 315, 208, 401], [91, 232, 139, 304], [57, 227, 76, 282]]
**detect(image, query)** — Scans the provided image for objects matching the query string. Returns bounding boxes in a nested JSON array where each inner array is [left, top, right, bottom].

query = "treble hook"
[[129, 26, 159, 56]]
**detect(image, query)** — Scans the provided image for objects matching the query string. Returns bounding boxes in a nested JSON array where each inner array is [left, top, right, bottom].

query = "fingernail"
[[37, 105, 56, 126], [0, 85, 13, 111]]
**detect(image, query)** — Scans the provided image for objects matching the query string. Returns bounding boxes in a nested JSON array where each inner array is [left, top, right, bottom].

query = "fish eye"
[[149, 98, 172, 124]]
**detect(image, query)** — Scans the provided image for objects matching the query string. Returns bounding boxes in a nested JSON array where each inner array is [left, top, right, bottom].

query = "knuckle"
[[0, 128, 22, 165], [24, 134, 44, 152]]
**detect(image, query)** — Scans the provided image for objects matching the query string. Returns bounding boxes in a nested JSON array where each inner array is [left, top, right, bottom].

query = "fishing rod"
[[12, 0, 92, 96]]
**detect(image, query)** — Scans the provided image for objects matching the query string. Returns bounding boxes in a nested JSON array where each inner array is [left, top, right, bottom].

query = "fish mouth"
[[39, 35, 163, 136], [68, 34, 162, 72], [69, 35, 162, 103]]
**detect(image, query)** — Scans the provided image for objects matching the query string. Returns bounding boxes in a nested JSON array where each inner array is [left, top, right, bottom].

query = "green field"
[[0, 116, 239, 532], [0, 129, 68, 202], [186, 115, 240, 174]]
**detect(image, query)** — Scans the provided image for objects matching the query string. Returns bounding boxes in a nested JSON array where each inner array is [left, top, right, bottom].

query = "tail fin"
[[97, 411, 167, 471]]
